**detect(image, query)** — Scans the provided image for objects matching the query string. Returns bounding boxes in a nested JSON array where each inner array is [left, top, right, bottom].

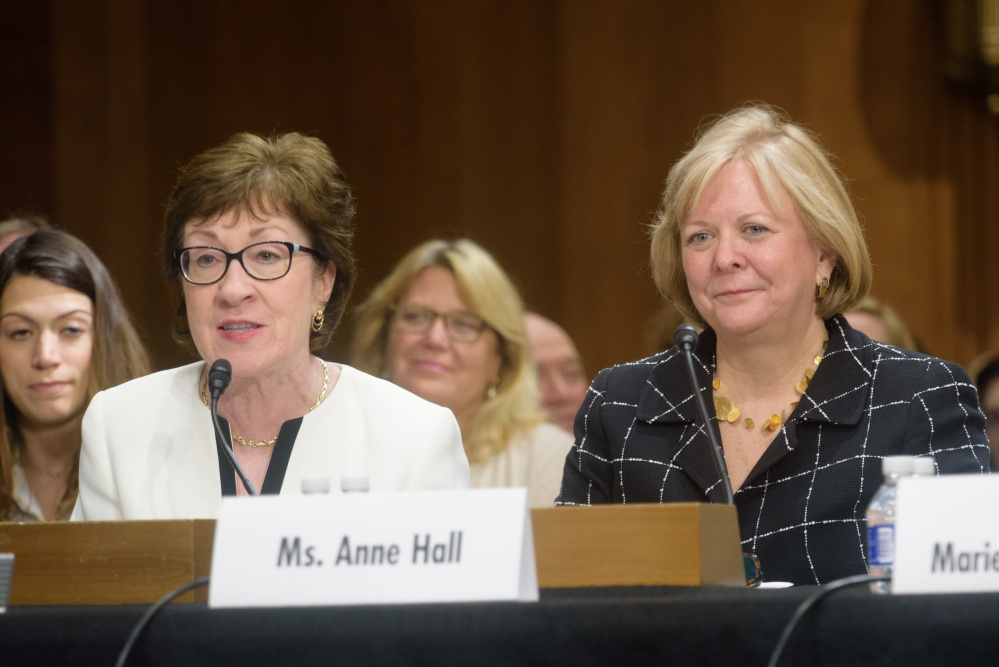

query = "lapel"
[[145, 363, 225, 518], [635, 328, 729, 500], [284, 365, 363, 493], [633, 316, 874, 497], [742, 315, 874, 485], [181, 364, 227, 514], [788, 315, 872, 425]]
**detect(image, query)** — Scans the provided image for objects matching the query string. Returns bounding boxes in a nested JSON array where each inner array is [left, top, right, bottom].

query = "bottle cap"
[[301, 477, 331, 494], [912, 457, 936, 476], [340, 475, 370, 493], [881, 455, 915, 475]]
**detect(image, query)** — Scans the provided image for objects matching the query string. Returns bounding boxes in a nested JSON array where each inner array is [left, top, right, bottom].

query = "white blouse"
[[72, 362, 470, 520], [10, 463, 44, 522], [470, 421, 573, 508]]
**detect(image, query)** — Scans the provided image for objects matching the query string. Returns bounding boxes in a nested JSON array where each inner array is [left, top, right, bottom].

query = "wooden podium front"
[[0, 520, 216, 604], [531, 503, 744, 587], [0, 503, 744, 604]]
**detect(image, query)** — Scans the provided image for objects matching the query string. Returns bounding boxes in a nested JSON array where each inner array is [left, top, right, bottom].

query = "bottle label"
[[868, 525, 895, 566]]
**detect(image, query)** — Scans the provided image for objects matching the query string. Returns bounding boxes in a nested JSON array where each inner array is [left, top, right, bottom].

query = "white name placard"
[[893, 474, 999, 594], [208, 488, 538, 608]]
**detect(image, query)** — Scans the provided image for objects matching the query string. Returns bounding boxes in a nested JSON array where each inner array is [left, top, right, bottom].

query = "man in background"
[[525, 313, 589, 434]]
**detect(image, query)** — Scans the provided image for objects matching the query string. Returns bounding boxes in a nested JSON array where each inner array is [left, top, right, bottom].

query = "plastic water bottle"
[[866, 456, 915, 593]]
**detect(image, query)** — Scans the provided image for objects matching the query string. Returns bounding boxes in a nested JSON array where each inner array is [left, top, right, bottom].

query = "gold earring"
[[486, 376, 500, 399], [817, 277, 829, 300], [311, 309, 325, 332]]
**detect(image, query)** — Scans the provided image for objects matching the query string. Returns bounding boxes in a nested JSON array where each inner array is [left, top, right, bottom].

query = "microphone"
[[674, 325, 734, 505], [208, 359, 258, 496], [208, 359, 232, 401]]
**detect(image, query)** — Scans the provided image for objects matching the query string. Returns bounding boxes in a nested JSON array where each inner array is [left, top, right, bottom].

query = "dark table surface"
[[1, 584, 994, 666]]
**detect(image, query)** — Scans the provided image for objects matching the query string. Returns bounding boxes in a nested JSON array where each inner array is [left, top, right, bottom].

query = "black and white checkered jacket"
[[556, 315, 990, 585]]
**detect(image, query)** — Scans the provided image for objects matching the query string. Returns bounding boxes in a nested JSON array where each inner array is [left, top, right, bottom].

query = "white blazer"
[[72, 362, 469, 520]]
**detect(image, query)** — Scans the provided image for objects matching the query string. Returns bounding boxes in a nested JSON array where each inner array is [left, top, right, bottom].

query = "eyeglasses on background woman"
[[352, 238, 574, 508]]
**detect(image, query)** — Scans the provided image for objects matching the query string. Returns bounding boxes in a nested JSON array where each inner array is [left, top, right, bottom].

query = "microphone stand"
[[675, 324, 734, 505], [209, 360, 258, 496]]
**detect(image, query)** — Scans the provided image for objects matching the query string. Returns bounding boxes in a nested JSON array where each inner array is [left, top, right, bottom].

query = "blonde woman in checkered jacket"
[[556, 104, 990, 585]]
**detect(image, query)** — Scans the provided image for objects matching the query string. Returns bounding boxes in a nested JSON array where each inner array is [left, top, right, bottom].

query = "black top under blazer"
[[556, 315, 990, 585]]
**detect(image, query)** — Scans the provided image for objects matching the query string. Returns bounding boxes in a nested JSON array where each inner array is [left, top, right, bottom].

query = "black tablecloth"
[[1, 585, 994, 665]]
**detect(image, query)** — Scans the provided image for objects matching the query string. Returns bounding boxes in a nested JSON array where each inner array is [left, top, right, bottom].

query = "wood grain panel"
[[0, 509, 739, 605], [532, 504, 744, 587], [2, 0, 997, 378], [0, 520, 214, 605], [0, 0, 52, 216]]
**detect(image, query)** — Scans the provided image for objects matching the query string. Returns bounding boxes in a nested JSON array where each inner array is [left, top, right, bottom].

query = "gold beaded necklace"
[[712, 340, 827, 433], [200, 358, 330, 447]]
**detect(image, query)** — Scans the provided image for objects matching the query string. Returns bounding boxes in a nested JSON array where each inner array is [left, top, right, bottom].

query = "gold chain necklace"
[[712, 340, 827, 433], [200, 358, 329, 447]]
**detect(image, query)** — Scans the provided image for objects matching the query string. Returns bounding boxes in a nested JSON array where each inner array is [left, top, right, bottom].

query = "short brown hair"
[[650, 104, 872, 326], [161, 132, 356, 353]]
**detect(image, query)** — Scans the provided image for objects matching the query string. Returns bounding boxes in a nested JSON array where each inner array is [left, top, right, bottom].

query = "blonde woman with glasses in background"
[[353, 239, 572, 507]]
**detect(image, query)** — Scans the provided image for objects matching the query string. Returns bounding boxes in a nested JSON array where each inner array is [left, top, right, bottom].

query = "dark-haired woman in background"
[[0, 230, 149, 520], [972, 355, 999, 469]]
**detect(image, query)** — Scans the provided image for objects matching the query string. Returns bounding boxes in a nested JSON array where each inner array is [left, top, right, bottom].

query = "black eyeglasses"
[[391, 303, 490, 343], [176, 241, 322, 285]]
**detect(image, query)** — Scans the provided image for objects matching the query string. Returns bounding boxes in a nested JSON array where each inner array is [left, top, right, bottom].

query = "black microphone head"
[[208, 358, 232, 399], [674, 324, 699, 351]]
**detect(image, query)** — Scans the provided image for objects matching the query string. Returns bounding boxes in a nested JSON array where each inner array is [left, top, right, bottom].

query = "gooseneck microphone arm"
[[674, 324, 735, 505], [208, 359, 258, 497]]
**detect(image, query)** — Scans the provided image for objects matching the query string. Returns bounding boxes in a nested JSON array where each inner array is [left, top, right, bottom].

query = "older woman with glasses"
[[73, 133, 468, 520], [352, 239, 572, 507]]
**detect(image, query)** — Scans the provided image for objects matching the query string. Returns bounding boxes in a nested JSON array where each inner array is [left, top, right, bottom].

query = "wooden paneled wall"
[[2, 1, 997, 375]]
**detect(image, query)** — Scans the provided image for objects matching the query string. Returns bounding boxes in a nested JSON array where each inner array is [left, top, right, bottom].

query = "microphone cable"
[[766, 573, 890, 667], [211, 391, 258, 496], [208, 359, 257, 496], [674, 324, 734, 504], [114, 576, 210, 667]]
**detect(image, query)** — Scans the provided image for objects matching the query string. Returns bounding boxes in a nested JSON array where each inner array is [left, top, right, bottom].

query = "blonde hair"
[[650, 103, 873, 327], [847, 295, 918, 350], [352, 239, 542, 462]]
